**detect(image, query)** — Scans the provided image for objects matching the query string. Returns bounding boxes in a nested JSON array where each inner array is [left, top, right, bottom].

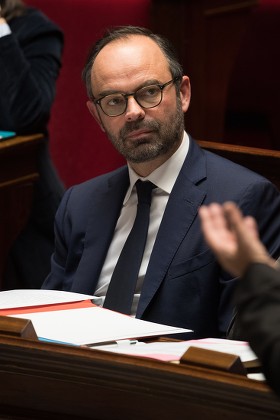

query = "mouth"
[[125, 129, 153, 141]]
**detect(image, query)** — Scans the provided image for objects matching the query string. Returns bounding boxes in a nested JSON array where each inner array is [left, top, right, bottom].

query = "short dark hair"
[[82, 26, 183, 100], [0, 0, 26, 21]]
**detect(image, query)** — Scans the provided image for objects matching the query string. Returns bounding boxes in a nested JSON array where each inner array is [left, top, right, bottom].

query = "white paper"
[[93, 338, 258, 363], [0, 289, 97, 309], [10, 306, 191, 345]]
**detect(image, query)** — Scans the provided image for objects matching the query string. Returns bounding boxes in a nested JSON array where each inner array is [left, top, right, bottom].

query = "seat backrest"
[[198, 140, 280, 191], [25, 0, 151, 187]]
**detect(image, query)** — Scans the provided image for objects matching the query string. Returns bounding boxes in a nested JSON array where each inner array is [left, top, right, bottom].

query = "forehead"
[[91, 35, 171, 93]]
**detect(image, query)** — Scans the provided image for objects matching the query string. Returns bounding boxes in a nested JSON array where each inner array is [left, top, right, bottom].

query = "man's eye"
[[142, 86, 159, 97], [106, 96, 124, 107]]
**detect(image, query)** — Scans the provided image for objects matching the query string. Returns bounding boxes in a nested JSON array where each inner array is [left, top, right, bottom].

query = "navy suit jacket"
[[0, 8, 64, 289], [43, 137, 280, 339]]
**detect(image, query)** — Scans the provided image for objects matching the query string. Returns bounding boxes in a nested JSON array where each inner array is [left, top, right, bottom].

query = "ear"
[[86, 100, 105, 132], [179, 76, 191, 113]]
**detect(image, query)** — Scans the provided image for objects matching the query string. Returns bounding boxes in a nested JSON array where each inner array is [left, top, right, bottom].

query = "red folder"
[[0, 299, 95, 316]]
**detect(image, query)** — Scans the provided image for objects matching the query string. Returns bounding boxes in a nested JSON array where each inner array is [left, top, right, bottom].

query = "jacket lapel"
[[136, 138, 207, 317], [71, 168, 129, 294]]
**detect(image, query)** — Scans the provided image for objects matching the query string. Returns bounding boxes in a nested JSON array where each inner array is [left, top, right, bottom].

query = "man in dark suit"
[[43, 26, 280, 340], [0, 0, 64, 289], [199, 201, 280, 395]]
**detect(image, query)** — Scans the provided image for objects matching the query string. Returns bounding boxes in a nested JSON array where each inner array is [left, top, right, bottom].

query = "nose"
[[124, 96, 145, 122]]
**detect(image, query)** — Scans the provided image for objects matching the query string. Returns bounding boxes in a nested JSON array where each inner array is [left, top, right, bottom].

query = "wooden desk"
[[0, 134, 43, 288], [0, 335, 279, 419]]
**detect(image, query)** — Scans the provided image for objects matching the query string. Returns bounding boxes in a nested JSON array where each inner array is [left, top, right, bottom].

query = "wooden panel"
[[0, 134, 43, 288], [151, 0, 259, 141], [0, 335, 279, 419]]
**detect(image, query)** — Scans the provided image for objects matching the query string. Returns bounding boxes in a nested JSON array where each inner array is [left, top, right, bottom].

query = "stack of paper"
[[0, 289, 191, 346], [93, 337, 258, 363]]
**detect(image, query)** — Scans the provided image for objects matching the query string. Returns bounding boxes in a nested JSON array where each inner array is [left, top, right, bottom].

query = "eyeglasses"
[[94, 76, 181, 117]]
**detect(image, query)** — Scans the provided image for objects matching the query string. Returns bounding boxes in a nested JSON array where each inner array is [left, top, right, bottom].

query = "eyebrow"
[[96, 79, 161, 99]]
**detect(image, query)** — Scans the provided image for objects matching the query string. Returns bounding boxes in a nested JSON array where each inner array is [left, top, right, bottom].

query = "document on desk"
[[93, 338, 258, 363], [0, 289, 191, 345], [0, 289, 98, 309], [7, 306, 191, 346]]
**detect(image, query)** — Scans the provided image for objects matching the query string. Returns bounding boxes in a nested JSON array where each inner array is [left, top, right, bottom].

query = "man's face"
[[87, 35, 190, 165]]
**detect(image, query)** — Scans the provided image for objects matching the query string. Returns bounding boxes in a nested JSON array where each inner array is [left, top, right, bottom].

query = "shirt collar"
[[124, 131, 189, 204]]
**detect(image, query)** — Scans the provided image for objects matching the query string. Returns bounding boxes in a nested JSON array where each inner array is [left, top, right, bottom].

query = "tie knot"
[[136, 180, 155, 205]]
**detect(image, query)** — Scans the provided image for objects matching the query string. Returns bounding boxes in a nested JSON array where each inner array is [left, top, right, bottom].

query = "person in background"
[[43, 26, 280, 340], [199, 201, 280, 396], [0, 0, 65, 289]]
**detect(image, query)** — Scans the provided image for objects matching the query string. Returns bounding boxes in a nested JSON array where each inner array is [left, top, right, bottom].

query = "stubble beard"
[[105, 98, 185, 163]]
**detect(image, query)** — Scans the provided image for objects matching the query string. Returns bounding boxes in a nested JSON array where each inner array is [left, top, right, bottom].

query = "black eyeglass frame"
[[93, 76, 181, 117]]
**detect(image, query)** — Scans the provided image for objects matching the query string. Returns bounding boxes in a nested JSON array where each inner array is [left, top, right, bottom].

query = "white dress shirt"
[[0, 22, 11, 38], [95, 131, 190, 314]]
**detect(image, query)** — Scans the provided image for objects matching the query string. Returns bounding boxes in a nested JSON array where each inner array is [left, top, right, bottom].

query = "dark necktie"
[[103, 180, 155, 314]]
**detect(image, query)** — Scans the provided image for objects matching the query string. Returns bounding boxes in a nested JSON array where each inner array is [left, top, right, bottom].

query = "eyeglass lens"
[[100, 84, 162, 116]]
